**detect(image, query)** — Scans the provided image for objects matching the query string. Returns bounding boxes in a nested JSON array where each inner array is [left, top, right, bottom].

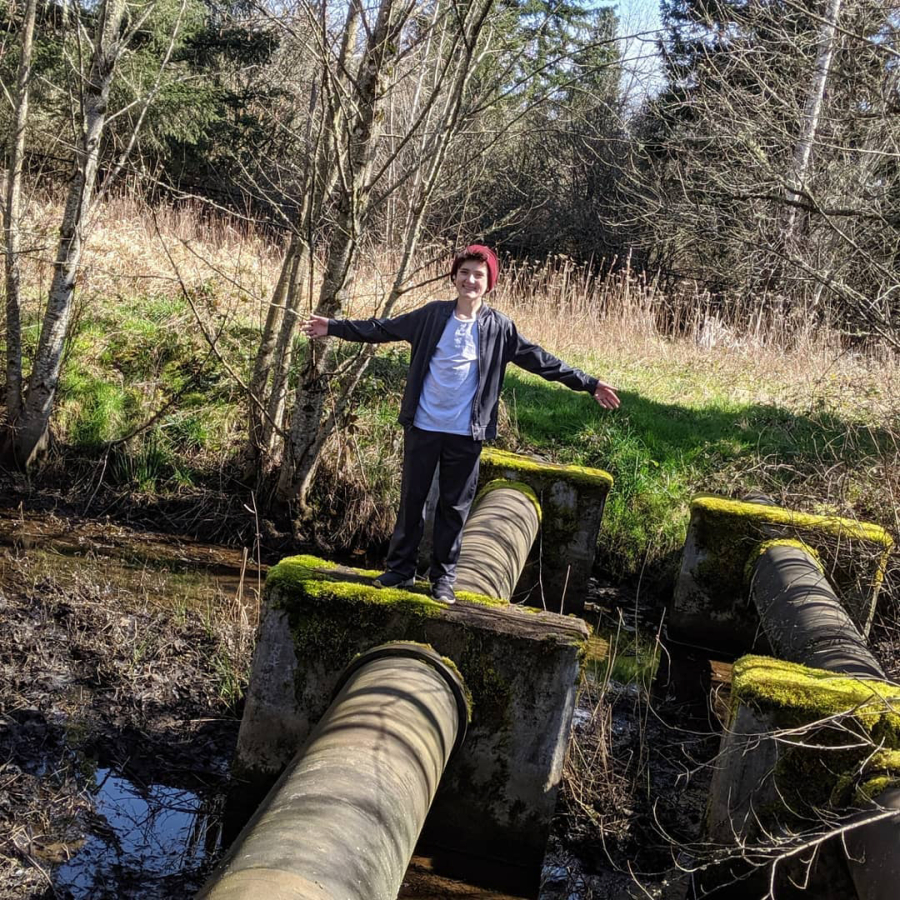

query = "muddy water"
[[54, 769, 223, 898]]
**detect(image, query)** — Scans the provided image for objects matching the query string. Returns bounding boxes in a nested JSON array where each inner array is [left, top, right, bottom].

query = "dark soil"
[[0, 542, 247, 899]]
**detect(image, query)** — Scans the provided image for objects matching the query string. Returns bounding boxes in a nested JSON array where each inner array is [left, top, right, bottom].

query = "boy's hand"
[[302, 315, 329, 339], [593, 380, 620, 410]]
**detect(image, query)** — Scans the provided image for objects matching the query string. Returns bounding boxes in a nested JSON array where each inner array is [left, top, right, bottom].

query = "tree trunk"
[[276, 0, 410, 507], [3, 0, 37, 432], [12, 0, 127, 468], [247, 230, 300, 461], [260, 238, 310, 455], [276, 0, 496, 512], [782, 0, 843, 248]]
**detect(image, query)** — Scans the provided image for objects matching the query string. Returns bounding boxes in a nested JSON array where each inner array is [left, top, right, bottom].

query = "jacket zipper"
[[471, 313, 484, 437]]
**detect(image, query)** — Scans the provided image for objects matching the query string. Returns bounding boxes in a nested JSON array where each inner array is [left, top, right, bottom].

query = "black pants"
[[385, 426, 482, 583]]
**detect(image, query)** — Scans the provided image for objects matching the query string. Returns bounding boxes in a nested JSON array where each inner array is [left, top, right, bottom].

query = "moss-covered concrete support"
[[199, 645, 466, 900], [670, 494, 892, 654], [478, 448, 613, 613], [455, 480, 541, 601], [233, 555, 590, 889], [703, 656, 900, 898]]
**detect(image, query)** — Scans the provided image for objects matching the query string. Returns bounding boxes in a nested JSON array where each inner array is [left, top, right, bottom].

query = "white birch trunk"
[[783, 0, 843, 248], [13, 0, 127, 467], [3, 0, 37, 429]]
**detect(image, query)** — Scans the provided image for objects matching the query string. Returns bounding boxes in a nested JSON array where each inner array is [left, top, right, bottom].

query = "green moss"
[[743, 538, 823, 583], [266, 554, 505, 609], [475, 479, 542, 521], [856, 774, 900, 803], [831, 750, 900, 805], [732, 655, 900, 819], [693, 494, 893, 550], [459, 634, 514, 728], [584, 631, 660, 687], [481, 447, 613, 493], [733, 655, 900, 726]]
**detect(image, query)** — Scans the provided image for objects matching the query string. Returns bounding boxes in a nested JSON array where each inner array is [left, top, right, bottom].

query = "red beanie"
[[451, 244, 499, 291]]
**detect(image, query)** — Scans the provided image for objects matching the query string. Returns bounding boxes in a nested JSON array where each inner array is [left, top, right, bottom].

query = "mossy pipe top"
[[692, 494, 893, 550], [265, 553, 507, 609], [730, 655, 900, 736], [481, 447, 613, 493]]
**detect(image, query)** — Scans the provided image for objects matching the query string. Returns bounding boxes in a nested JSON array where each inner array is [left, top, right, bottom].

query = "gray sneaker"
[[373, 571, 415, 589], [431, 580, 456, 604]]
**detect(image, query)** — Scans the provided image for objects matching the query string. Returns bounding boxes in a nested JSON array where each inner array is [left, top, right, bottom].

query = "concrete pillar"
[[234, 553, 589, 886], [669, 493, 893, 654], [198, 644, 468, 900], [477, 448, 612, 613], [455, 480, 541, 602]]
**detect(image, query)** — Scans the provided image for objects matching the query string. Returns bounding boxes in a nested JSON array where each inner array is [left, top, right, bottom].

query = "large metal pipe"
[[197, 643, 469, 900], [455, 479, 541, 601], [750, 542, 885, 679], [749, 541, 898, 899], [845, 787, 900, 900]]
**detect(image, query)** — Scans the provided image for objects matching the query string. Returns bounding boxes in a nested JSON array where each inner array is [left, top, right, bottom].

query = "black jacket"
[[327, 300, 598, 441]]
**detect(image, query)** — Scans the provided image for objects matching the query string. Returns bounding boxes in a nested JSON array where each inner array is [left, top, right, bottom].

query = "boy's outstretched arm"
[[301, 309, 421, 343], [510, 328, 621, 410]]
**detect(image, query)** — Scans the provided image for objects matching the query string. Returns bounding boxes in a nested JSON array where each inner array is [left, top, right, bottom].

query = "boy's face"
[[453, 259, 490, 302]]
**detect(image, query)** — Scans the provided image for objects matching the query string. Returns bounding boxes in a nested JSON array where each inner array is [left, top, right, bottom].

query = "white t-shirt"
[[413, 314, 480, 436]]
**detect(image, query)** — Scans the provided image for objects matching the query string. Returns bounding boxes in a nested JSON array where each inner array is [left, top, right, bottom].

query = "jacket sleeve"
[[508, 324, 599, 394], [327, 307, 422, 344]]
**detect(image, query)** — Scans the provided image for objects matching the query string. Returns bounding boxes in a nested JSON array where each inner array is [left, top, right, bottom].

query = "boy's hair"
[[451, 244, 499, 291]]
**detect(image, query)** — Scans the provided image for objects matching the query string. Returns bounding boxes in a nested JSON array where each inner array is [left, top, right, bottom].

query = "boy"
[[302, 245, 620, 603]]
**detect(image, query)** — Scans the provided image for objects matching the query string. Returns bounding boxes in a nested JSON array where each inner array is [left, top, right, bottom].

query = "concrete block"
[[703, 655, 900, 897], [670, 494, 892, 654], [478, 448, 613, 614], [234, 554, 590, 885]]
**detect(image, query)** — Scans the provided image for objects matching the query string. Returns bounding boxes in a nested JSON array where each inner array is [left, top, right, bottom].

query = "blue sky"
[[610, 0, 667, 98]]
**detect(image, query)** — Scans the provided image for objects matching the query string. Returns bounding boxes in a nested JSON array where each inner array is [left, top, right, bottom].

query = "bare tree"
[[2, 0, 37, 428], [626, 0, 900, 342], [4, 0, 189, 467]]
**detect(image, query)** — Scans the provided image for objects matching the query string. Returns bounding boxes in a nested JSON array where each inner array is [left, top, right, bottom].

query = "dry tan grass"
[[16, 189, 280, 331], [17, 189, 898, 427]]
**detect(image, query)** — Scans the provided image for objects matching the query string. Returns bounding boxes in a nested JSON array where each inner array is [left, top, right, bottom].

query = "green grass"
[[51, 293, 243, 490], [497, 356, 891, 581], [37, 291, 897, 588]]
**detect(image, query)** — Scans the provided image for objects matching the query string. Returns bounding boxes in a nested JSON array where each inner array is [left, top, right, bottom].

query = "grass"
[[9, 189, 900, 589], [493, 356, 895, 581]]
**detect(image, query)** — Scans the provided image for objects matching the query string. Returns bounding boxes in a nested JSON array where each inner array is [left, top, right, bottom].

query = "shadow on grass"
[[500, 370, 893, 583]]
